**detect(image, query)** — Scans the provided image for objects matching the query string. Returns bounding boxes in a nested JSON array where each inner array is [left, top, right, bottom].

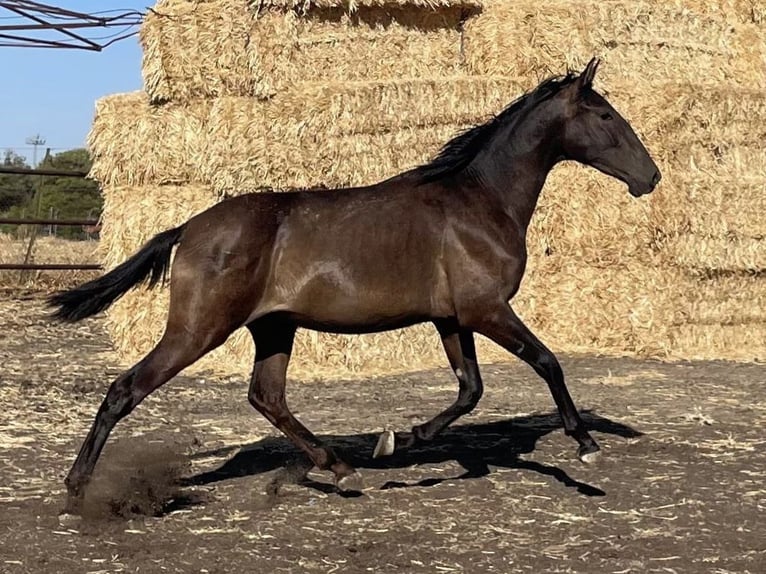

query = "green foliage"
[[0, 148, 102, 240], [0, 150, 35, 213]]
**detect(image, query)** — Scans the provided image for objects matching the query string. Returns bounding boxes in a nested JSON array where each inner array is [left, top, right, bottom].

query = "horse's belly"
[[261, 263, 449, 332]]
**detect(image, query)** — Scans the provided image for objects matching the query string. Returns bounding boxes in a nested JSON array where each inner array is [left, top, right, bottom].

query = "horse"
[[50, 58, 661, 512]]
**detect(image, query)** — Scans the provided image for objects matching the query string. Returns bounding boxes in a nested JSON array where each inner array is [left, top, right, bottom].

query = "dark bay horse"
[[50, 58, 661, 511]]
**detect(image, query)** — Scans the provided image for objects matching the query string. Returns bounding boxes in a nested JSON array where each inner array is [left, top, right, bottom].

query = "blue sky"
[[1, 1, 148, 164]]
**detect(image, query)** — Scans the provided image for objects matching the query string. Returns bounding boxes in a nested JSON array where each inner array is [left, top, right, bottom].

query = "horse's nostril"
[[651, 170, 662, 187]]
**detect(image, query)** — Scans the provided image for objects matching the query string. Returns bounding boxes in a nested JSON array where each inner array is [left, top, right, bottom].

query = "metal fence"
[[0, 165, 102, 271]]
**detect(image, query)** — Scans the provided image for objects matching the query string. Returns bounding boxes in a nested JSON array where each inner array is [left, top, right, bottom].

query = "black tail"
[[48, 225, 185, 322]]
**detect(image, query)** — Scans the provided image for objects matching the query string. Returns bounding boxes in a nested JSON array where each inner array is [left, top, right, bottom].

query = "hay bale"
[[667, 273, 766, 361], [88, 82, 766, 189], [676, 274, 766, 326], [141, 0, 479, 103], [670, 325, 765, 362], [528, 164, 654, 266], [661, 234, 766, 274], [88, 77, 522, 188], [464, 0, 765, 89], [201, 76, 522, 190], [88, 92, 210, 187], [92, 0, 765, 370], [512, 255, 680, 359], [650, 175, 765, 241], [648, 144, 765, 242]]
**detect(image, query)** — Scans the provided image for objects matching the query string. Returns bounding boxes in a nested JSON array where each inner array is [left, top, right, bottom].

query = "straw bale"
[[141, 0, 477, 103], [464, 0, 765, 89], [647, 142, 765, 242], [208, 77, 523, 140], [669, 325, 765, 362], [88, 92, 210, 187], [676, 274, 766, 326], [511, 256, 680, 359], [88, 81, 766, 192], [201, 76, 521, 189], [667, 273, 766, 361], [662, 234, 766, 274], [89, 78, 523, 188], [141, 0, 266, 102], [205, 124, 467, 192], [639, 87, 766, 153], [649, 175, 765, 241], [527, 163, 654, 266], [258, 0, 481, 8]]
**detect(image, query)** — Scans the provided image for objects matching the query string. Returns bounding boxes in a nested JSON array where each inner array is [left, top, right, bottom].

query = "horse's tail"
[[48, 225, 185, 322]]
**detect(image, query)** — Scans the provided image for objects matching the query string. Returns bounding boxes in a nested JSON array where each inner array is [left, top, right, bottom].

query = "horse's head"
[[558, 58, 661, 197]]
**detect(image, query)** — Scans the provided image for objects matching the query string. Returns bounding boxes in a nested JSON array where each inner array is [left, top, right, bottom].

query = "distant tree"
[[35, 149, 102, 239], [0, 150, 35, 213]]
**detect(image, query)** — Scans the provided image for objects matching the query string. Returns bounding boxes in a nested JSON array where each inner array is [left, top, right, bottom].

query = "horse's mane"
[[413, 73, 578, 184]]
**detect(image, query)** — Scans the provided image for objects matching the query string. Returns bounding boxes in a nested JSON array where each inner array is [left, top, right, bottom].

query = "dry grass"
[[0, 233, 100, 291]]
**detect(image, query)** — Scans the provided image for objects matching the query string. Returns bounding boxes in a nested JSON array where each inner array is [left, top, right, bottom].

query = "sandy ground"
[[1, 296, 764, 573]]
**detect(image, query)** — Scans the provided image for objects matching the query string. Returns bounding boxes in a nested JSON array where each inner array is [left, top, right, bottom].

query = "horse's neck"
[[470, 130, 559, 232]]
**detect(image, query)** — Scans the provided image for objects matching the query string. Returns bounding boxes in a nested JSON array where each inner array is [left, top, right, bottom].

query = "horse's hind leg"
[[64, 297, 236, 512], [373, 320, 483, 458], [247, 319, 360, 491]]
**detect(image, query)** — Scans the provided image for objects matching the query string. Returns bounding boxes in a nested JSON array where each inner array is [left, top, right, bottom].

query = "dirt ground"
[[1, 296, 764, 574]]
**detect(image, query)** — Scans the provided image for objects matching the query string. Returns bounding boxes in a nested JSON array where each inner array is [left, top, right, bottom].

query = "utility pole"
[[25, 134, 46, 168], [22, 134, 47, 273]]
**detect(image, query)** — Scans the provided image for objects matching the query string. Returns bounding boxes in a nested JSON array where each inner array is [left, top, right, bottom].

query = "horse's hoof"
[[61, 494, 83, 517], [336, 471, 364, 492], [373, 430, 395, 459], [578, 447, 601, 464]]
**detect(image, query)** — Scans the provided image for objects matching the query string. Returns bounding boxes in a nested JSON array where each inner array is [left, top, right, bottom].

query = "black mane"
[[414, 73, 577, 184]]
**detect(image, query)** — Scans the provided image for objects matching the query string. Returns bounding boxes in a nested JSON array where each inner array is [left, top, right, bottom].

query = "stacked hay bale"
[[461, 0, 766, 363], [90, 0, 765, 378], [93, 0, 509, 377]]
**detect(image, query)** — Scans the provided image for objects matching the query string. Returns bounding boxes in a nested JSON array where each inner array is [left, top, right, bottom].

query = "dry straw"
[[463, 0, 765, 89], [141, 0, 480, 103], [88, 92, 211, 187], [668, 272, 766, 362], [90, 0, 766, 374], [88, 82, 766, 189], [662, 234, 765, 274]]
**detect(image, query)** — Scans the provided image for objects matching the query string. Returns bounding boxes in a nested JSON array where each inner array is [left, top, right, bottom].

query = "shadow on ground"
[[184, 411, 641, 499]]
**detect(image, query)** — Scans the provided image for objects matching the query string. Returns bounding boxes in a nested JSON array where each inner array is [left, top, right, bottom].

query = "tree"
[[0, 150, 35, 213], [34, 149, 102, 239]]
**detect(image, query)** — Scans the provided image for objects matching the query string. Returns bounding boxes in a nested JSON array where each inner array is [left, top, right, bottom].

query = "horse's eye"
[[601, 112, 613, 121]]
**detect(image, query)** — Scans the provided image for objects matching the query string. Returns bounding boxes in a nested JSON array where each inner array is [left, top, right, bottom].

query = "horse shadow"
[[183, 411, 642, 498]]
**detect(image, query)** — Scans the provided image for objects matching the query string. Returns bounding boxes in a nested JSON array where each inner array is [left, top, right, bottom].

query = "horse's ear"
[[577, 57, 600, 91]]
